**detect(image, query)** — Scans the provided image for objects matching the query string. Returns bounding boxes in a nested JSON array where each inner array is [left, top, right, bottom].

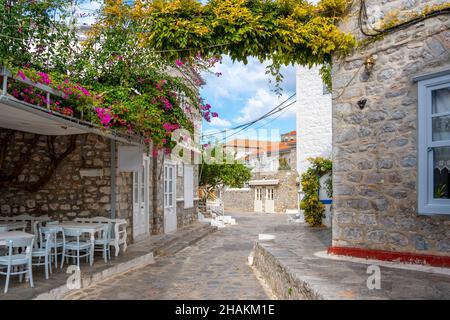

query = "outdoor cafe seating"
[[0, 215, 128, 294]]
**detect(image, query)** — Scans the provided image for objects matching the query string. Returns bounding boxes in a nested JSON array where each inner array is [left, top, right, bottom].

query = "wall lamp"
[[364, 56, 375, 76]]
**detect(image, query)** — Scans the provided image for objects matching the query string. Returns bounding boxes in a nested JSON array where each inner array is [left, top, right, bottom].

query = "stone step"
[[153, 223, 217, 257]]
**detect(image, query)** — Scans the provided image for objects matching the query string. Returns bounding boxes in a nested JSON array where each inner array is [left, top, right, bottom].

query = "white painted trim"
[[413, 68, 450, 82], [249, 179, 279, 186], [417, 73, 450, 215]]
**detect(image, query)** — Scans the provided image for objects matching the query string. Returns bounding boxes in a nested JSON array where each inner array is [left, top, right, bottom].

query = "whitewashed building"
[[296, 65, 333, 223]]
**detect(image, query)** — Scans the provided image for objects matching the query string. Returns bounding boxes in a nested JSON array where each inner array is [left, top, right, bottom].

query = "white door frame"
[[254, 187, 263, 212], [133, 154, 150, 241], [164, 160, 177, 233], [265, 187, 275, 213]]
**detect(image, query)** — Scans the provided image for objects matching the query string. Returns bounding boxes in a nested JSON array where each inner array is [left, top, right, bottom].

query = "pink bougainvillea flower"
[[18, 27, 23, 33], [17, 70, 27, 80], [152, 148, 158, 158], [163, 123, 172, 132], [163, 123, 180, 133], [81, 87, 91, 96], [203, 111, 211, 122], [175, 59, 184, 67], [96, 107, 112, 126], [37, 71, 51, 85], [212, 112, 218, 118]]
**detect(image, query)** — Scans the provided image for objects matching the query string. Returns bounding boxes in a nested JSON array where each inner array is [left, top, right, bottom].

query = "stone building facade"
[[0, 130, 135, 241], [331, 0, 450, 258], [0, 128, 200, 243], [222, 170, 299, 214]]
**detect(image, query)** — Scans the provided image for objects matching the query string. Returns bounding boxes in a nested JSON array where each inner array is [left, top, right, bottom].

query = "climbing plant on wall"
[[94, 0, 356, 90], [300, 157, 332, 227]]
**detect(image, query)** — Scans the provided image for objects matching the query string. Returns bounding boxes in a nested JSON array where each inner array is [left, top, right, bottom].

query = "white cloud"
[[202, 56, 296, 103], [235, 88, 296, 124], [209, 117, 232, 128]]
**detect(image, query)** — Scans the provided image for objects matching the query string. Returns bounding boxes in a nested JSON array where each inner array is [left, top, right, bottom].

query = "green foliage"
[[0, 0, 77, 72], [199, 145, 251, 189], [115, 0, 356, 88], [435, 183, 447, 199], [300, 157, 332, 227]]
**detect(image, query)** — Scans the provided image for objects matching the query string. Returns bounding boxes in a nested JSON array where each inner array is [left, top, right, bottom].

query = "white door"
[[265, 187, 275, 213], [133, 156, 149, 240], [164, 162, 177, 233], [254, 187, 263, 212]]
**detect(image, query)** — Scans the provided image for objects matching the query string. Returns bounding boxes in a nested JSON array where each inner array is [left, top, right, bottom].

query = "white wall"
[[296, 65, 332, 220], [296, 65, 332, 176]]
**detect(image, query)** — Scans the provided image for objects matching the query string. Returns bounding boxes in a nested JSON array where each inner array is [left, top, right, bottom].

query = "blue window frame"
[[417, 72, 450, 215]]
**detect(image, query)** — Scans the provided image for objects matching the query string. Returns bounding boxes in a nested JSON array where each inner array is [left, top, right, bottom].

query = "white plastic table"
[[58, 222, 104, 266], [0, 221, 28, 232], [0, 231, 34, 245]]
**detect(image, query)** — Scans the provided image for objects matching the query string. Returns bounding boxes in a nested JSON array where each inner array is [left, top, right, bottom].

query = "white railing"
[[0, 65, 143, 146]]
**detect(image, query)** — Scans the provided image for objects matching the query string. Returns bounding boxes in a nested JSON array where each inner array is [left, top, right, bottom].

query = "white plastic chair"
[[38, 224, 64, 268], [94, 223, 112, 263], [61, 228, 91, 269], [32, 232, 53, 279], [0, 236, 35, 293]]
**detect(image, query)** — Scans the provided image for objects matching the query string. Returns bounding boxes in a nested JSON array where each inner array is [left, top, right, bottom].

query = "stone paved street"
[[64, 213, 289, 300]]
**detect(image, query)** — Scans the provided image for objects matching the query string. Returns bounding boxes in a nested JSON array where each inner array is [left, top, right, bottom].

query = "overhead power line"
[[202, 93, 296, 138], [219, 99, 296, 144]]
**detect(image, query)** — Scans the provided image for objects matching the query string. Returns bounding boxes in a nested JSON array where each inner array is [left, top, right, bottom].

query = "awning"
[[0, 95, 142, 146], [248, 179, 279, 186]]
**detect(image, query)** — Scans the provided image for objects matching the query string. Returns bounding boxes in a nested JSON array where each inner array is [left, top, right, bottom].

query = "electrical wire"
[[202, 93, 296, 138], [218, 99, 296, 144]]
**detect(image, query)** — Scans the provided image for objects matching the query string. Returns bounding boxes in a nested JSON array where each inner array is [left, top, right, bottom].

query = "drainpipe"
[[110, 139, 116, 219]]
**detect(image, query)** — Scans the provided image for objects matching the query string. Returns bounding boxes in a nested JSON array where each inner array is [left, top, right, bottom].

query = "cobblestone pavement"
[[64, 213, 289, 300]]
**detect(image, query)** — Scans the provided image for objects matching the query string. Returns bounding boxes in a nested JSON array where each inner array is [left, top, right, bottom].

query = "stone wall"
[[332, 0, 450, 256], [222, 188, 253, 213], [176, 200, 199, 227], [0, 130, 135, 241], [222, 170, 299, 213], [253, 170, 299, 213]]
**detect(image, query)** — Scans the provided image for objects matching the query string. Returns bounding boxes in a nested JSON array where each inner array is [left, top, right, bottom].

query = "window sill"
[[418, 204, 450, 216]]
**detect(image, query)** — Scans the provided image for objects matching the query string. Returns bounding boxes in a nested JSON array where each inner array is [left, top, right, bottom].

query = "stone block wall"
[[332, 0, 450, 255], [222, 188, 253, 213], [253, 170, 299, 213], [176, 200, 199, 227], [222, 170, 299, 213]]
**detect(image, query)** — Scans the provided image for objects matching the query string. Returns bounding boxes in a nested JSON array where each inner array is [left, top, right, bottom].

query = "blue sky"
[[78, 1, 297, 143], [200, 57, 297, 143]]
